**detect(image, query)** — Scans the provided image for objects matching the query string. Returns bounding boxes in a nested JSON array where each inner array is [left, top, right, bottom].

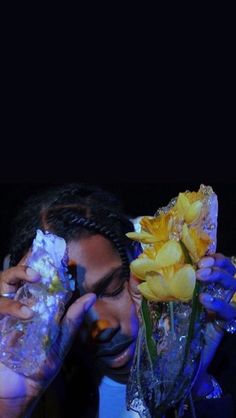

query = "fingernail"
[[198, 257, 215, 268], [20, 305, 34, 318], [200, 293, 214, 304], [85, 295, 97, 312], [26, 267, 40, 281], [196, 267, 212, 280]]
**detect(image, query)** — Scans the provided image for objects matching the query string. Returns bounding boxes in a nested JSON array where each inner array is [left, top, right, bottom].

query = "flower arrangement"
[[126, 185, 218, 417]]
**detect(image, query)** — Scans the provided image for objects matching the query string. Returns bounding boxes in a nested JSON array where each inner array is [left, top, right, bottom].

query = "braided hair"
[[9, 183, 137, 275]]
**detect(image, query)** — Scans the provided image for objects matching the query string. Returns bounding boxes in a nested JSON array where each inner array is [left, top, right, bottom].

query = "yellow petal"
[[176, 193, 190, 218], [170, 265, 196, 301], [186, 190, 204, 204], [181, 224, 199, 263], [158, 265, 175, 281], [138, 282, 158, 301], [185, 201, 203, 224], [231, 292, 236, 303], [182, 224, 211, 262], [140, 214, 171, 242], [143, 247, 157, 259], [155, 241, 183, 267], [126, 231, 158, 243], [130, 257, 160, 280], [146, 272, 171, 301]]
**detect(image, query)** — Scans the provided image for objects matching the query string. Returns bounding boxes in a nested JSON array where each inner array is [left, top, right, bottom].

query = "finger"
[[53, 293, 97, 360], [198, 254, 236, 276], [0, 297, 34, 319], [198, 257, 215, 269], [200, 293, 236, 320], [196, 267, 236, 291], [0, 266, 40, 292], [213, 253, 236, 275]]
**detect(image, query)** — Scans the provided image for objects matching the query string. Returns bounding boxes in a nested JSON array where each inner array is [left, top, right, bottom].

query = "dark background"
[[0, 181, 235, 267]]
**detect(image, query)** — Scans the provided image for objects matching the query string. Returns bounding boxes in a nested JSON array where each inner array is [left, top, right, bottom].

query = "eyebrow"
[[85, 266, 124, 296]]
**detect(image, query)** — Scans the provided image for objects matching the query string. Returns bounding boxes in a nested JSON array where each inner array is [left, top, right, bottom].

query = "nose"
[[91, 319, 121, 342]]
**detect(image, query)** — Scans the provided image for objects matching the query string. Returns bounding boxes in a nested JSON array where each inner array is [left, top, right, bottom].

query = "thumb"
[[54, 293, 97, 361], [65, 293, 97, 326]]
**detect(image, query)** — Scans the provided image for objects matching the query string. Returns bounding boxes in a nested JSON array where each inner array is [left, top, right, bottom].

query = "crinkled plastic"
[[0, 230, 72, 377]]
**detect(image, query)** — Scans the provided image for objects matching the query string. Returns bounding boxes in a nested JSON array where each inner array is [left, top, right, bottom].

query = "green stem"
[[169, 301, 175, 336], [169, 241, 204, 401], [185, 281, 202, 352], [141, 298, 157, 364]]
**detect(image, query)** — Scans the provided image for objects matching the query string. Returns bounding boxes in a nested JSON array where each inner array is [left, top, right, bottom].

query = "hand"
[[197, 253, 236, 366], [0, 263, 96, 416], [192, 253, 236, 398], [197, 253, 236, 322]]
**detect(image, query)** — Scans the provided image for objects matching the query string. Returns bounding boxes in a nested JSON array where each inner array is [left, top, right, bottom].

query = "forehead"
[[67, 235, 122, 288]]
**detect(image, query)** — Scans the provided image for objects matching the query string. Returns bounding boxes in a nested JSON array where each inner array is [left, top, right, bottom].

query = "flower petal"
[[181, 224, 199, 262], [182, 224, 211, 262], [185, 201, 203, 224], [170, 265, 196, 301], [130, 257, 160, 280], [176, 193, 190, 218], [126, 231, 159, 243], [155, 241, 183, 267], [140, 214, 171, 242], [146, 272, 171, 301], [231, 293, 236, 303], [138, 282, 159, 301]]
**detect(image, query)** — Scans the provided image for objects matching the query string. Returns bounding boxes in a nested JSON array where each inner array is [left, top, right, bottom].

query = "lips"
[[97, 341, 136, 369], [95, 337, 135, 358]]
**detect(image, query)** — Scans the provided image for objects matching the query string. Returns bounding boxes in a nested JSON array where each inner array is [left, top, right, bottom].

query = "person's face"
[[68, 234, 139, 374]]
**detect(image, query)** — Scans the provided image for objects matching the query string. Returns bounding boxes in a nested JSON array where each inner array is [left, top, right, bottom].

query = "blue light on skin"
[[76, 264, 99, 324]]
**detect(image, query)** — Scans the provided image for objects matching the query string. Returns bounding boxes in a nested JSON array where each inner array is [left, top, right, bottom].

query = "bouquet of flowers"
[[126, 185, 218, 417]]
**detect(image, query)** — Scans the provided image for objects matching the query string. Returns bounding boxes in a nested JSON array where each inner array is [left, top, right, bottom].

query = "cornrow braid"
[[69, 216, 131, 276], [8, 183, 137, 270]]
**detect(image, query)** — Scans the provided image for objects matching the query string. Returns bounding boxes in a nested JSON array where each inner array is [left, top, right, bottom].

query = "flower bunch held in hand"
[[126, 185, 218, 418], [127, 185, 217, 303]]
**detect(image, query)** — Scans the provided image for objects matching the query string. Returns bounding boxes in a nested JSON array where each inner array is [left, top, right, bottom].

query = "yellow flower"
[[126, 231, 159, 244], [181, 224, 211, 263], [138, 264, 196, 302], [140, 214, 172, 242], [130, 240, 184, 280], [127, 213, 172, 244], [127, 185, 215, 303], [175, 193, 203, 224], [155, 241, 184, 267]]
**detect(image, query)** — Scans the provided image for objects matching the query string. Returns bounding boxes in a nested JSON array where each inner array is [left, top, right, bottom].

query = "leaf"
[[141, 298, 157, 364]]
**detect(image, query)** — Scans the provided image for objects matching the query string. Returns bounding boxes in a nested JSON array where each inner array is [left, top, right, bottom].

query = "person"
[[0, 183, 236, 418]]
